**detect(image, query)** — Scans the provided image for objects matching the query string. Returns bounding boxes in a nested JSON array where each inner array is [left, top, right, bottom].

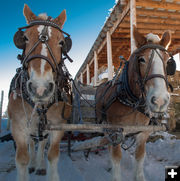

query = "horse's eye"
[[139, 58, 146, 63], [24, 36, 28, 42], [59, 40, 64, 47]]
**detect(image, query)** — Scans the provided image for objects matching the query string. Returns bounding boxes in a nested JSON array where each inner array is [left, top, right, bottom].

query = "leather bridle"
[[20, 17, 69, 75], [134, 44, 173, 94]]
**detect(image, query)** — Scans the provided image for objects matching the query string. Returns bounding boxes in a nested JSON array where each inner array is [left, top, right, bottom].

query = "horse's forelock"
[[38, 13, 48, 20], [146, 33, 160, 44]]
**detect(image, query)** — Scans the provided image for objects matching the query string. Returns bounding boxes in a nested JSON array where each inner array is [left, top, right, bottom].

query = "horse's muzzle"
[[149, 94, 170, 113], [27, 80, 55, 102]]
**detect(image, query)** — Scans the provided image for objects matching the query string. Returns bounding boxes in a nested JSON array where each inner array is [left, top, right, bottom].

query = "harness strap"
[[25, 54, 57, 72], [19, 20, 70, 37]]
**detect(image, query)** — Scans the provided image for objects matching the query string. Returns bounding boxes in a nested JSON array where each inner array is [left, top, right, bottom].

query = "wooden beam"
[[86, 64, 90, 85], [107, 31, 113, 80], [136, 0, 180, 11], [130, 0, 137, 53], [80, 73, 83, 84], [94, 51, 98, 86], [115, 29, 180, 39], [119, 21, 180, 30], [110, 1, 130, 35], [97, 2, 130, 55], [46, 123, 167, 133], [137, 8, 180, 20]]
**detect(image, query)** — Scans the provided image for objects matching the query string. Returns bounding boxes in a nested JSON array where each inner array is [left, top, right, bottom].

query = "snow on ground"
[[0, 130, 180, 181]]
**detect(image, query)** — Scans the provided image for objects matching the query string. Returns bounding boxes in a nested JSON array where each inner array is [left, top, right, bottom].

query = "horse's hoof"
[[29, 167, 35, 174], [35, 169, 46, 175]]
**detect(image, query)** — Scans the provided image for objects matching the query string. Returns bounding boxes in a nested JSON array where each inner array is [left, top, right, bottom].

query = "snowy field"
[[0, 119, 180, 181]]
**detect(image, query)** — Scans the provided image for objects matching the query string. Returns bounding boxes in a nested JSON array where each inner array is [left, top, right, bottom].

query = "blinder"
[[134, 43, 176, 76], [13, 30, 27, 49], [166, 57, 176, 76], [63, 36, 72, 53]]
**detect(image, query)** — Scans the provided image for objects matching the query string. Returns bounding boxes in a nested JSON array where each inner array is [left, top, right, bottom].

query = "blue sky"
[[0, 0, 116, 113]]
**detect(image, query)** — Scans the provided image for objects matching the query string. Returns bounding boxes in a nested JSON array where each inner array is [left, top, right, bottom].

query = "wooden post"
[[0, 90, 4, 133], [107, 31, 113, 80], [86, 64, 90, 85], [94, 51, 98, 86], [80, 73, 83, 84], [130, 0, 137, 53]]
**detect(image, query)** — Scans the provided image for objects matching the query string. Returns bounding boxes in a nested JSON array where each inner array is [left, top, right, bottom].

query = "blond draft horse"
[[96, 27, 172, 181], [8, 4, 71, 181]]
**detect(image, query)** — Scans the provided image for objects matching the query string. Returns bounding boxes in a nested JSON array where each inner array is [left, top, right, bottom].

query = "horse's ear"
[[23, 4, 37, 24], [133, 25, 146, 48], [160, 31, 171, 49], [53, 10, 66, 28]]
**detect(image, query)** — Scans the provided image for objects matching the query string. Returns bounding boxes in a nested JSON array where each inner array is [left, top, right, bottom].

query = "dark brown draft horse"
[[96, 27, 175, 181], [8, 4, 72, 181]]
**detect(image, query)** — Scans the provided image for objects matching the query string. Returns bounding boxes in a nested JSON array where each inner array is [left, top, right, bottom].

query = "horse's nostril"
[[28, 82, 33, 93], [151, 96, 156, 105], [48, 82, 54, 93]]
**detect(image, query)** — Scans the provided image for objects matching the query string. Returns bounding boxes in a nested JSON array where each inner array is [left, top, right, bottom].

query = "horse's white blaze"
[[152, 49, 167, 92], [40, 44, 47, 75], [145, 34, 170, 113], [146, 49, 169, 112], [37, 26, 52, 76]]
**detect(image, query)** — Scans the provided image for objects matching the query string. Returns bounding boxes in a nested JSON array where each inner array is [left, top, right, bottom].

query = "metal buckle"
[[39, 34, 48, 42]]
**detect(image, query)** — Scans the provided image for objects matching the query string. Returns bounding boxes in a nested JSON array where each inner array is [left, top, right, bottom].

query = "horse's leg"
[[47, 131, 64, 181], [35, 138, 48, 175], [12, 123, 29, 181], [109, 144, 122, 181], [134, 132, 149, 181], [29, 139, 36, 173]]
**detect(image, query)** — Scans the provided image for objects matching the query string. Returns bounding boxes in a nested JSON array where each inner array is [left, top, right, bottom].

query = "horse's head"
[[130, 26, 174, 116], [16, 4, 70, 103]]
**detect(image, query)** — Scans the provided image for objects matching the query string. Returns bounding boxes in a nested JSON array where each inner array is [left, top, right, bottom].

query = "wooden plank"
[[94, 51, 98, 86], [97, 2, 130, 55], [110, 1, 130, 35], [107, 31, 113, 80], [114, 30, 180, 39], [119, 21, 180, 30], [80, 107, 96, 119], [86, 64, 90, 85], [130, 0, 137, 53], [136, 0, 180, 11], [137, 16, 180, 25], [137, 8, 180, 19], [80, 73, 83, 84], [46, 123, 167, 133], [76, 81, 96, 95]]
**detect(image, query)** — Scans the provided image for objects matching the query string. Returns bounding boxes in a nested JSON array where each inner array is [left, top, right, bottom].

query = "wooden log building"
[[74, 0, 180, 131]]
